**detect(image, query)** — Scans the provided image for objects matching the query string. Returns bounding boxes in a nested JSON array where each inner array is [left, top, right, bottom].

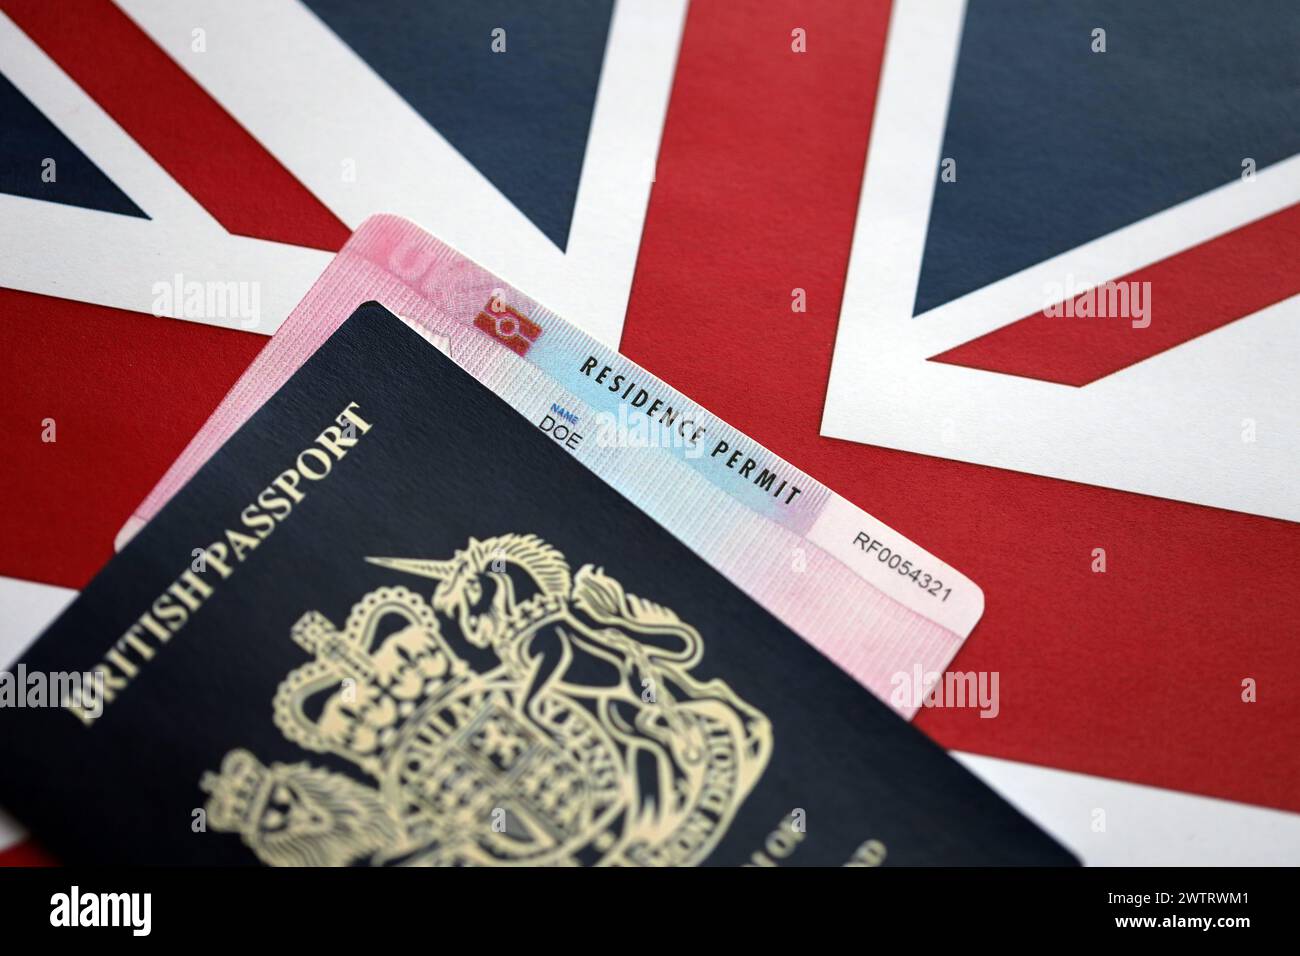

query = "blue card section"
[[914, 0, 1300, 315], [0, 303, 1074, 866], [303, 0, 613, 250], [0, 69, 146, 218]]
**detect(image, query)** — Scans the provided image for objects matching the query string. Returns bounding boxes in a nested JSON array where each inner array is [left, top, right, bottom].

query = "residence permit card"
[[0, 303, 1073, 866], [119, 215, 984, 718]]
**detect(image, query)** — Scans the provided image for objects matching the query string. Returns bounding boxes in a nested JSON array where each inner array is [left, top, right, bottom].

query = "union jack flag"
[[1, 0, 1296, 865]]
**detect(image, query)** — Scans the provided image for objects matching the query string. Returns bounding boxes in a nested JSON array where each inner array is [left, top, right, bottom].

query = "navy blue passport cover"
[[0, 303, 1075, 866]]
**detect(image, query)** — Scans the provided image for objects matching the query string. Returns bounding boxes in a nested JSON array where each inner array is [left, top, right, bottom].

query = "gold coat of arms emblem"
[[200, 534, 773, 866]]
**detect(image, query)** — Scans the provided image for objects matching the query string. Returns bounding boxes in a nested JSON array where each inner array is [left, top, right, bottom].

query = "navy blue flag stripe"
[[915, 0, 1300, 315], [303, 0, 613, 250], [0, 68, 146, 218]]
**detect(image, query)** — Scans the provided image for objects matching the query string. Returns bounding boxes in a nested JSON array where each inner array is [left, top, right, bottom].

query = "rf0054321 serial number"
[[852, 532, 952, 602]]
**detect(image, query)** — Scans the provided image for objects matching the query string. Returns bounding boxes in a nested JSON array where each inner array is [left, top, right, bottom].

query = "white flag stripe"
[[956, 751, 1300, 866], [0, 575, 74, 670]]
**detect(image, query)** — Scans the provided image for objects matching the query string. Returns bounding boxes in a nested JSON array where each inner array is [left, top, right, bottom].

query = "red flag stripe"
[[0, 288, 264, 588], [0, 836, 54, 866], [931, 202, 1300, 386]]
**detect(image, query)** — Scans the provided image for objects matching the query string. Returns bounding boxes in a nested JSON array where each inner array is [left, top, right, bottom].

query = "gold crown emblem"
[[272, 586, 468, 777], [200, 748, 270, 832]]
